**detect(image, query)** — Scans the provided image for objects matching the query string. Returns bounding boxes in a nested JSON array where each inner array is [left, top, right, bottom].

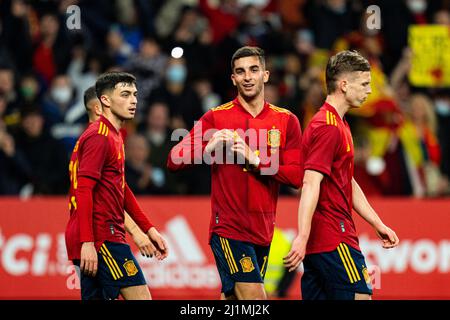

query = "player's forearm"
[[124, 211, 141, 236], [123, 184, 153, 233], [167, 133, 208, 171], [255, 150, 301, 188], [352, 178, 384, 229], [297, 180, 321, 240], [272, 164, 301, 188]]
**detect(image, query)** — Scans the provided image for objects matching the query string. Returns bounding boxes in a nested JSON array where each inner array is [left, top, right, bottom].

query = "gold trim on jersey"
[[219, 237, 238, 274], [97, 122, 110, 136], [269, 104, 291, 114], [211, 102, 234, 112]]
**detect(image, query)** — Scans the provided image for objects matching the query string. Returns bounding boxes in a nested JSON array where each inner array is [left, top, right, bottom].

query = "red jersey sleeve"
[[77, 134, 109, 181], [75, 176, 97, 243], [258, 114, 302, 188], [304, 124, 341, 176], [124, 183, 153, 233], [167, 110, 214, 171]]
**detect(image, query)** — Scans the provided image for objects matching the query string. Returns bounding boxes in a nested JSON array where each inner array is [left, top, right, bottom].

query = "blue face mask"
[[166, 65, 187, 84]]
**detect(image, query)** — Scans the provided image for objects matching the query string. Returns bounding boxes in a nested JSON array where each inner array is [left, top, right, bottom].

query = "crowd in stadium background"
[[0, 0, 449, 198]]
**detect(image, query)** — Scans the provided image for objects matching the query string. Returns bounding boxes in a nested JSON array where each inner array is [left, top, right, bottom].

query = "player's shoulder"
[[79, 119, 112, 144], [310, 108, 339, 128], [210, 101, 235, 112], [268, 103, 292, 116], [306, 109, 341, 138]]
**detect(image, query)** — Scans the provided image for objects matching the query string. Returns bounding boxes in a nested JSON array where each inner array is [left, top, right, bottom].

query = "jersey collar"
[[233, 97, 270, 119]]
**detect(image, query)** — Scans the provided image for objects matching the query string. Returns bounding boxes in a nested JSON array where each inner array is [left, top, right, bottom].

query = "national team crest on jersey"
[[267, 128, 281, 148], [240, 256, 255, 273], [123, 259, 138, 276]]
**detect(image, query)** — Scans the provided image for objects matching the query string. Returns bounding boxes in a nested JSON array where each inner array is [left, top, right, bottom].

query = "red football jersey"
[[301, 102, 360, 254], [168, 98, 302, 246], [65, 116, 148, 260]]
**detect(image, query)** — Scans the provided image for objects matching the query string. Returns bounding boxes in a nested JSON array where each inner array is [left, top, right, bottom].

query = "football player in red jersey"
[[284, 50, 399, 300], [65, 73, 168, 300], [82, 86, 164, 260], [168, 46, 302, 299]]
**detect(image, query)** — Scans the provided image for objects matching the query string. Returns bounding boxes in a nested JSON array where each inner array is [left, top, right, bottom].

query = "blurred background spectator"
[[0, 0, 449, 197]]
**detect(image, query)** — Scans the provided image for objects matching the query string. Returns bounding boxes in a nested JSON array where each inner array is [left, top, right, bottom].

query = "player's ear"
[[100, 94, 111, 108], [94, 103, 103, 116], [340, 78, 348, 93], [231, 74, 237, 86], [263, 70, 270, 83]]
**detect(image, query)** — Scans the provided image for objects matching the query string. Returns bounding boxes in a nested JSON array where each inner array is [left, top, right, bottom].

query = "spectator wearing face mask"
[[18, 73, 42, 105], [40, 74, 86, 154], [147, 57, 203, 130]]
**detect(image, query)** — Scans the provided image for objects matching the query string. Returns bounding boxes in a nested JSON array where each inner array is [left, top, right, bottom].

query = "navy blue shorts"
[[302, 242, 373, 300], [210, 233, 270, 297], [73, 241, 147, 300]]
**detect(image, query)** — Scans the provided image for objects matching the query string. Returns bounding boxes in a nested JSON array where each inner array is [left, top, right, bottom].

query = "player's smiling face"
[[231, 56, 269, 100], [109, 82, 138, 120]]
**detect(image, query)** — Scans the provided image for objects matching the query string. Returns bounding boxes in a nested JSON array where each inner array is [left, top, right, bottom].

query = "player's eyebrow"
[[235, 65, 260, 72], [120, 89, 138, 95]]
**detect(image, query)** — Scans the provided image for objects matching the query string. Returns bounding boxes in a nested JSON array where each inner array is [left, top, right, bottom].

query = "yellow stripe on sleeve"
[[326, 111, 330, 125], [98, 122, 103, 134], [101, 123, 107, 136]]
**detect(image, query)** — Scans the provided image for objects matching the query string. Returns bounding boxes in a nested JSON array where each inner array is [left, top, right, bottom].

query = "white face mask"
[[435, 99, 450, 116], [407, 0, 427, 14], [51, 86, 72, 104], [149, 131, 166, 146]]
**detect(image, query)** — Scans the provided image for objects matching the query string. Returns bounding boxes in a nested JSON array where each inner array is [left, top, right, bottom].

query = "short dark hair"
[[231, 46, 265, 71], [325, 50, 370, 94], [95, 71, 136, 103], [83, 86, 98, 110]]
